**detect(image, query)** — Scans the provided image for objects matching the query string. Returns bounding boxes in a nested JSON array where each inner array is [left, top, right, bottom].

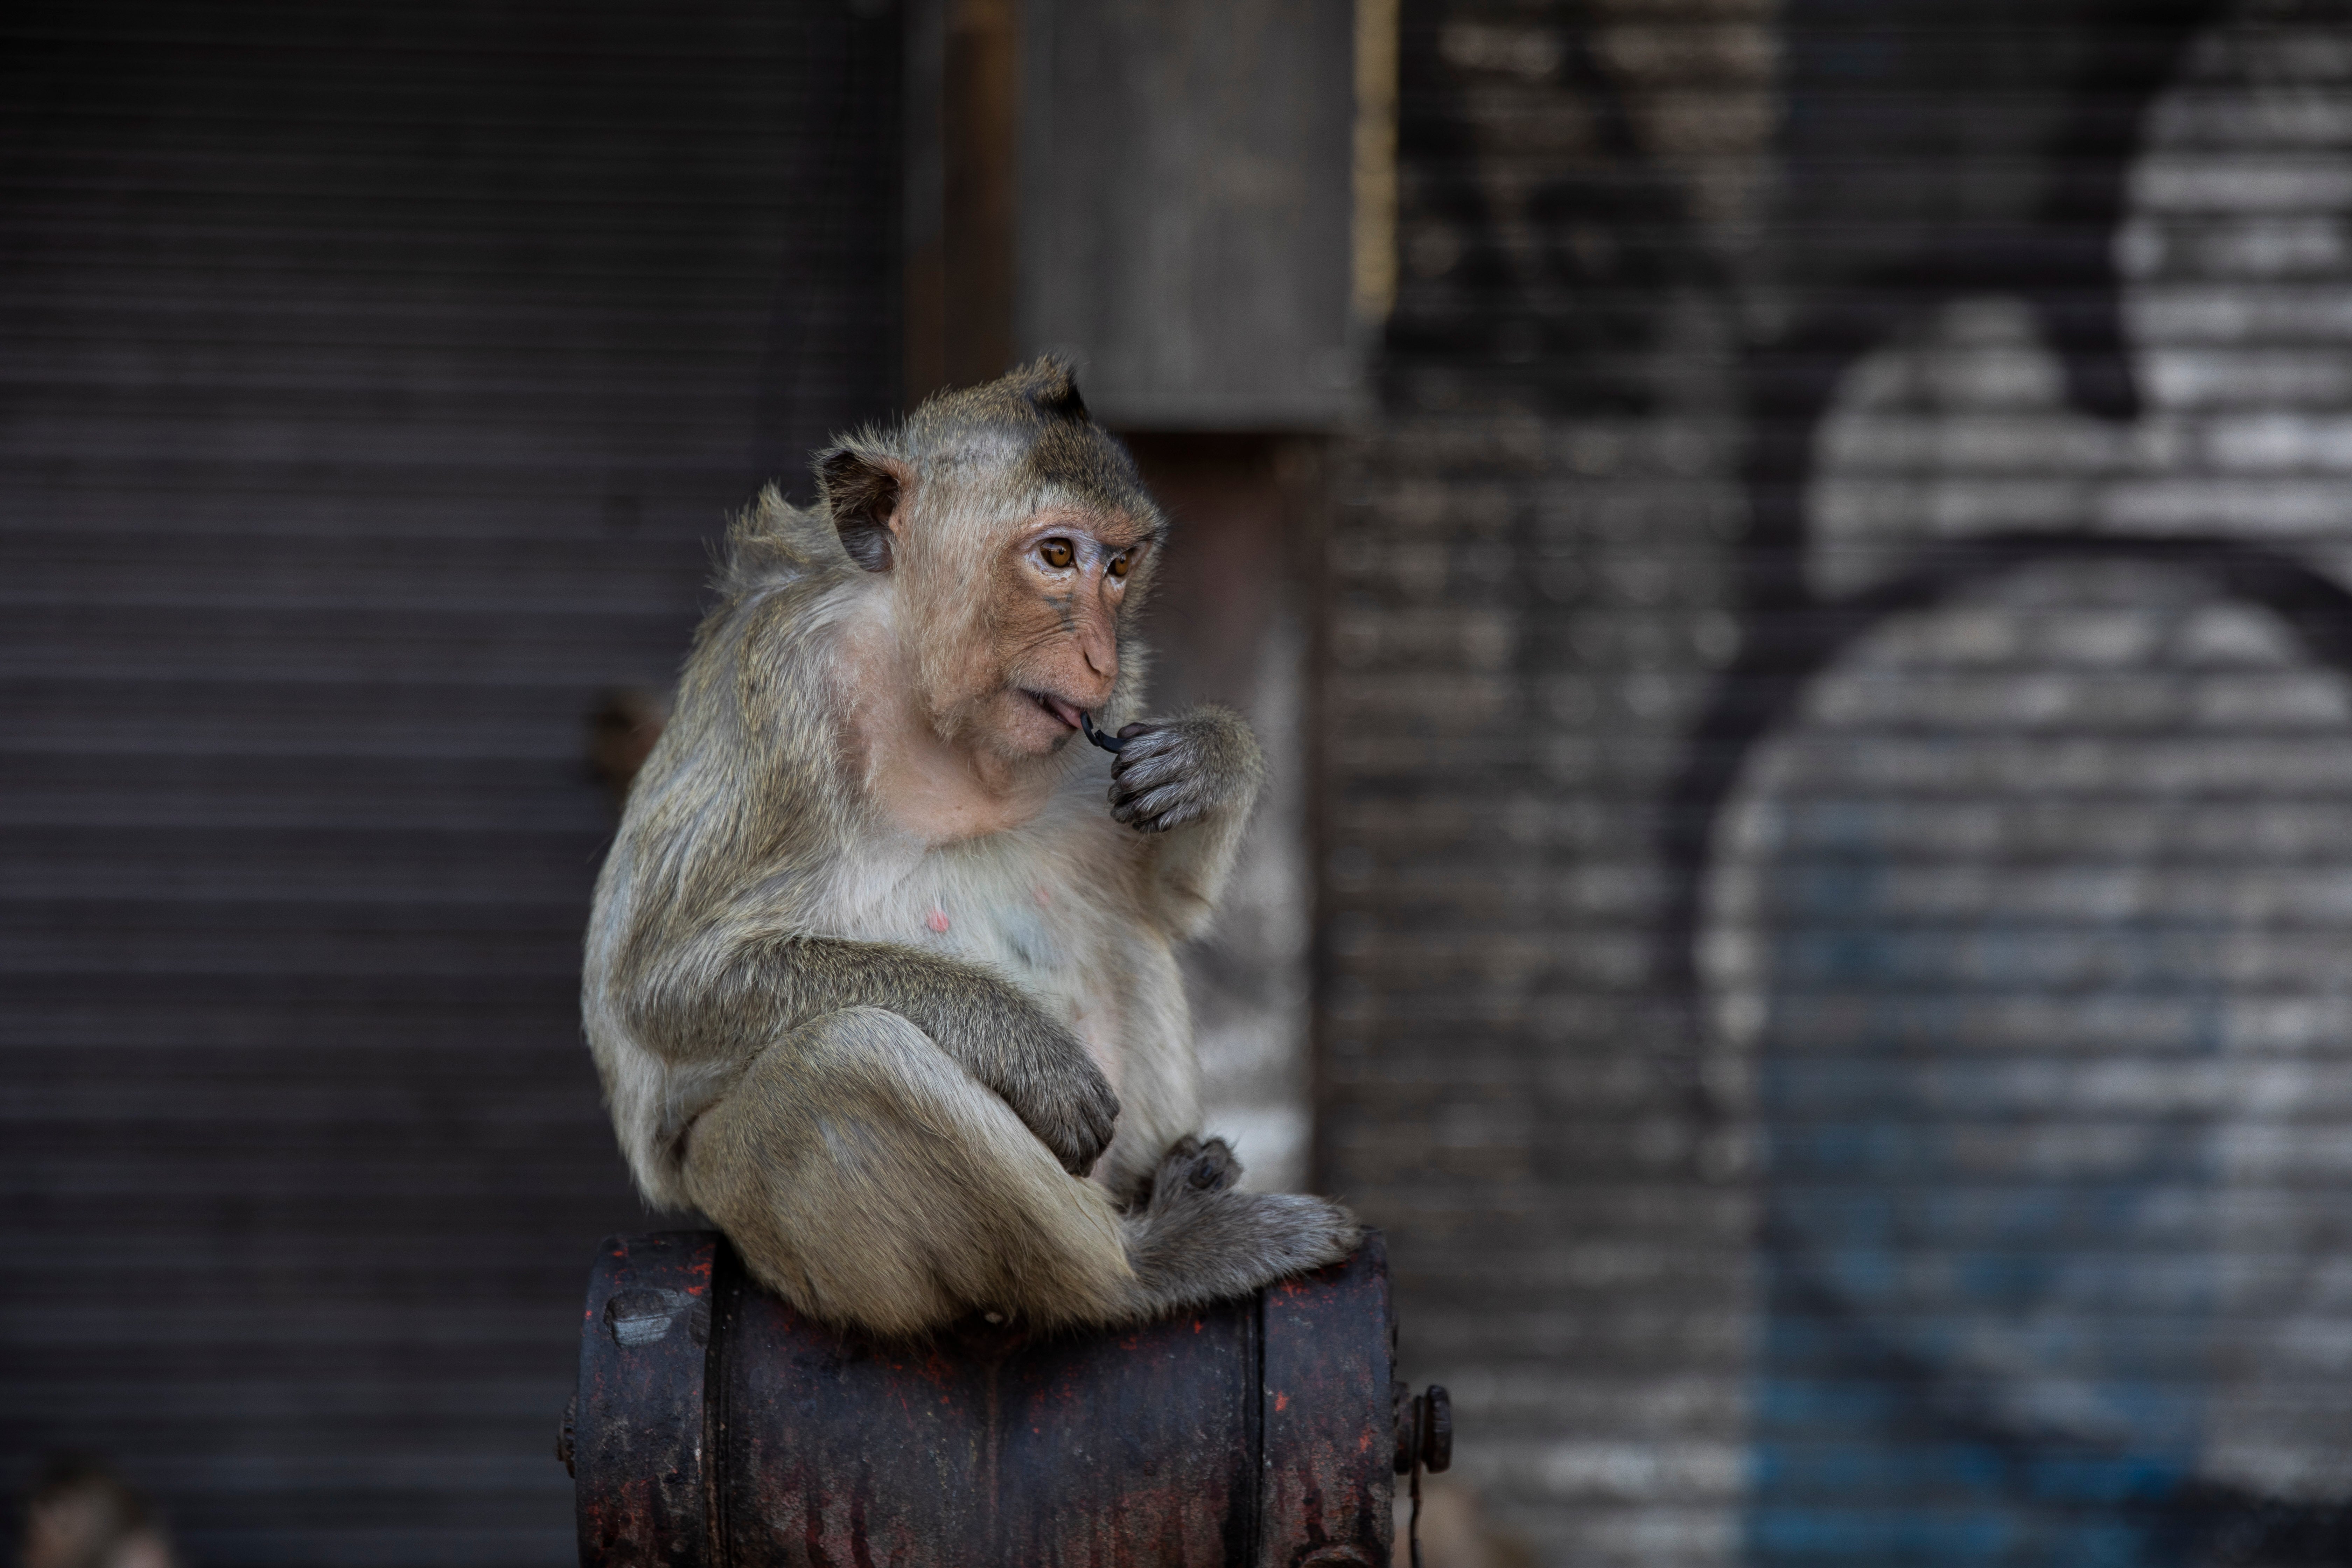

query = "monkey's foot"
[[1220, 1191, 1362, 1281], [1124, 1136, 1360, 1311], [1128, 1134, 1240, 1212]]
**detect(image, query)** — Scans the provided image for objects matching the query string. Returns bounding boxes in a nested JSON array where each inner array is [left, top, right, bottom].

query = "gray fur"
[[582, 359, 1358, 1338]]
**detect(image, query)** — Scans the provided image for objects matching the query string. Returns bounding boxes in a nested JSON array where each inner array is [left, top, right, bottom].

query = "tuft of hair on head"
[[909, 354, 1093, 437], [1002, 355, 1088, 424], [805, 357, 1166, 582]]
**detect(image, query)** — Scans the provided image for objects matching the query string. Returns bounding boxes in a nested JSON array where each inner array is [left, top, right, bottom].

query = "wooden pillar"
[[905, 0, 1020, 403]]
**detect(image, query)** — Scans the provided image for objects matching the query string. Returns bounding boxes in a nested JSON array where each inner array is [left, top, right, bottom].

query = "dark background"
[[1, 2, 895, 1560]]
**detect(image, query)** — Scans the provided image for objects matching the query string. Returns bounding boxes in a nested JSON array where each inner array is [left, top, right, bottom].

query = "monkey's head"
[[815, 358, 1167, 762]]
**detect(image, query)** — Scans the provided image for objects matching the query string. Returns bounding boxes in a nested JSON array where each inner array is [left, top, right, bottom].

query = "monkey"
[[582, 357, 1359, 1338]]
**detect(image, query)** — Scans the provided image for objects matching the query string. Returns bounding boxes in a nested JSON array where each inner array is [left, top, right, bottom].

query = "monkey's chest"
[[848, 866, 1136, 1090]]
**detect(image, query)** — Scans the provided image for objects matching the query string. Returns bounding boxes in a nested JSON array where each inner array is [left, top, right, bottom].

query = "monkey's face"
[[971, 509, 1150, 759], [815, 364, 1167, 768]]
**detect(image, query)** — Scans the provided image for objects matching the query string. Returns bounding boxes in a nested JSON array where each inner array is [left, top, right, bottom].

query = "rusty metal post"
[[572, 1232, 719, 1567], [571, 1230, 1433, 1567]]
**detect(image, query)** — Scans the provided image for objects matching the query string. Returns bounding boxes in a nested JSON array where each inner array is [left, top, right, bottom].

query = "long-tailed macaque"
[[583, 359, 1359, 1337]]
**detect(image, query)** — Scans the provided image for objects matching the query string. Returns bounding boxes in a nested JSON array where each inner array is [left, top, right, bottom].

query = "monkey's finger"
[[1100, 733, 1176, 771], [1125, 783, 1194, 819], [1113, 735, 1197, 779], [1110, 784, 1196, 827], [1044, 1115, 1110, 1176], [1080, 1070, 1119, 1117], [1141, 790, 1211, 828], [1042, 1076, 1120, 1174], [1106, 774, 1171, 811], [1111, 750, 1189, 791], [1124, 786, 1208, 832], [1110, 730, 1176, 761]]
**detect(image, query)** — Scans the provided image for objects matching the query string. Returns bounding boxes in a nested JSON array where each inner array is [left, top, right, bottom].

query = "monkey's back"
[[581, 501, 872, 1208]]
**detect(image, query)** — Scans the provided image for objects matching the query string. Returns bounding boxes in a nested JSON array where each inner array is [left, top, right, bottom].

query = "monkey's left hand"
[[1107, 705, 1264, 833]]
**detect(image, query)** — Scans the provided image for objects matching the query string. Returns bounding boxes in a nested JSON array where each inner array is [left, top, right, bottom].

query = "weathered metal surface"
[[1394, 1385, 1451, 1478], [1259, 1248, 1393, 1566], [713, 1253, 1261, 1565], [573, 1230, 1405, 1567], [574, 1233, 718, 1568]]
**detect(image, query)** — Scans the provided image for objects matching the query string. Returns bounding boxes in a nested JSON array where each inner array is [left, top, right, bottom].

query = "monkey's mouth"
[[1025, 690, 1085, 731]]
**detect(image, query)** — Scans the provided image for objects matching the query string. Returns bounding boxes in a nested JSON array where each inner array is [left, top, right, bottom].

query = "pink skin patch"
[[1032, 883, 1053, 908], [925, 907, 950, 934]]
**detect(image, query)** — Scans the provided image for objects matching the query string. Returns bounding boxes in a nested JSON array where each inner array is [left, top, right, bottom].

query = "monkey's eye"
[[1107, 553, 1130, 581], [1039, 538, 1075, 570]]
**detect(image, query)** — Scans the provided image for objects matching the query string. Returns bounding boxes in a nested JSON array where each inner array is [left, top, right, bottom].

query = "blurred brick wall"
[[1326, 2, 1767, 1560], [1322, 1, 2352, 1564]]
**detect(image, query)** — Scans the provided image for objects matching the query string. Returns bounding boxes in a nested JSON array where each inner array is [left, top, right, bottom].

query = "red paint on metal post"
[[574, 1232, 718, 1568]]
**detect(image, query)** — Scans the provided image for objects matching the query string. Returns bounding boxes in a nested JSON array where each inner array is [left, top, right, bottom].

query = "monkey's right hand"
[[991, 1023, 1121, 1176]]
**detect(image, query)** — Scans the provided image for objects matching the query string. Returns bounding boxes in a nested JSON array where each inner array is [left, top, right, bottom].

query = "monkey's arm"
[[1104, 704, 1266, 941], [628, 931, 1120, 1176]]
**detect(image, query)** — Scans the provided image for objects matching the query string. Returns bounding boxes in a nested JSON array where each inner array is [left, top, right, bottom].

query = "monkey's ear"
[[819, 448, 901, 572]]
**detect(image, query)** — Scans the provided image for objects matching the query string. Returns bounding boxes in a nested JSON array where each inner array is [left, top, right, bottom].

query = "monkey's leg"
[[680, 1006, 1139, 1338]]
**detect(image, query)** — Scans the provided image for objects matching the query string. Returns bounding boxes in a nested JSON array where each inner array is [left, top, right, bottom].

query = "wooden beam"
[[905, 0, 1021, 403]]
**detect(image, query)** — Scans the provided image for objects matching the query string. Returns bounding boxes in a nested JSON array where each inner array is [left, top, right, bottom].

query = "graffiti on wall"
[[1683, 2, 2352, 1561]]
